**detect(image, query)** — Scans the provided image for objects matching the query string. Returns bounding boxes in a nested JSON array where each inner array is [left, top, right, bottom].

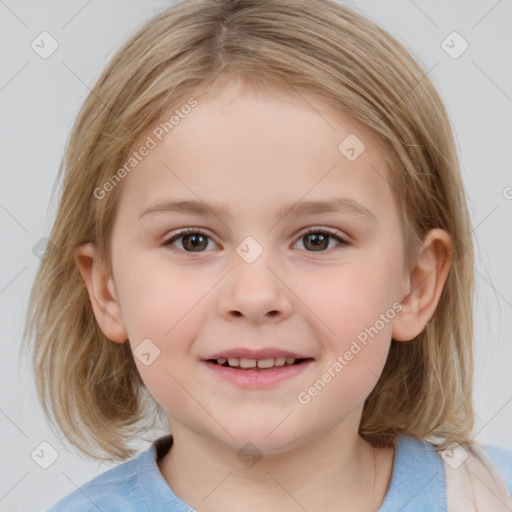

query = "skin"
[[75, 78, 453, 512]]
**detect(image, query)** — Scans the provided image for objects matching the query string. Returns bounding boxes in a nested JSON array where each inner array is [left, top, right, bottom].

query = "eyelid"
[[298, 226, 348, 242]]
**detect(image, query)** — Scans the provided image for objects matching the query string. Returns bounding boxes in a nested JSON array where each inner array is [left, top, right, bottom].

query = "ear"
[[392, 228, 453, 342], [73, 243, 128, 343]]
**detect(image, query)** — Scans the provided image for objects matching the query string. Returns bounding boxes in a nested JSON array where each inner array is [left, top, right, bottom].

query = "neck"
[[157, 415, 394, 512]]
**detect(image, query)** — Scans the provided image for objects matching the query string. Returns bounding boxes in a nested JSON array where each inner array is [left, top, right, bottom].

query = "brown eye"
[[164, 229, 216, 252], [303, 232, 330, 251], [294, 228, 348, 252]]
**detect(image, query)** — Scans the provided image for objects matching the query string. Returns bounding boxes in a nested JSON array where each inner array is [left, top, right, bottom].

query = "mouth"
[[202, 352, 315, 389], [207, 356, 313, 371]]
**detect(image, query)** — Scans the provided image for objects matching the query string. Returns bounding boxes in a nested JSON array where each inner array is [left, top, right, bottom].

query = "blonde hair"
[[23, 0, 475, 461]]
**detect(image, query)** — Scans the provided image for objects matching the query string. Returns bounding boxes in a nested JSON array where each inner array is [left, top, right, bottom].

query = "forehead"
[[115, 81, 396, 225]]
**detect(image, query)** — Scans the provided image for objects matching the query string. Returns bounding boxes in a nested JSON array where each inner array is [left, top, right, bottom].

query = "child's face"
[[107, 80, 409, 453]]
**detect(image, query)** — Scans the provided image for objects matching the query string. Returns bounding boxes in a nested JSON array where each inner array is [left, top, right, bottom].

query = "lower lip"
[[202, 360, 314, 389]]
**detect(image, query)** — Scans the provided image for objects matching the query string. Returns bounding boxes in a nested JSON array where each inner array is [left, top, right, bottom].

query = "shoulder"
[[46, 435, 188, 512], [394, 434, 445, 468], [46, 456, 144, 512], [380, 435, 511, 511], [378, 434, 448, 511], [480, 441, 512, 495]]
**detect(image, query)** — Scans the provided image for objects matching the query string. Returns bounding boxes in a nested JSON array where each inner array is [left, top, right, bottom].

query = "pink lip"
[[204, 348, 311, 360], [202, 359, 314, 389]]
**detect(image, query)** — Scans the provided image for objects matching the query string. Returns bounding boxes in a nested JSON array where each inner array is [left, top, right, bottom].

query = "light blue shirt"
[[47, 434, 512, 511]]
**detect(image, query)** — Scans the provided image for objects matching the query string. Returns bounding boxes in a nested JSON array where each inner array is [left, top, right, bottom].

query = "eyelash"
[[162, 227, 349, 254]]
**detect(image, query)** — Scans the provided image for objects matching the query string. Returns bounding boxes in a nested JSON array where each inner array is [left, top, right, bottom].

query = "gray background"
[[1, 0, 511, 510]]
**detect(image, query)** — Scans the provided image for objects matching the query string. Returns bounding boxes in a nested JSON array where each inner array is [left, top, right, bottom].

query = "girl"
[[24, 0, 512, 510]]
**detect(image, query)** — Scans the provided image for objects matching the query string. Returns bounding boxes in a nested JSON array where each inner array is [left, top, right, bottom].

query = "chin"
[[214, 418, 311, 457]]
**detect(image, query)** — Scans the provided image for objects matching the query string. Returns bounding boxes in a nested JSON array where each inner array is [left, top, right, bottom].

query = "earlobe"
[[392, 229, 453, 342], [73, 243, 128, 343]]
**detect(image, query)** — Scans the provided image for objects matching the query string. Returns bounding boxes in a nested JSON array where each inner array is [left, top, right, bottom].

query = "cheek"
[[116, 252, 207, 340], [122, 264, 208, 416], [303, 253, 401, 338], [295, 248, 400, 399], [113, 254, 209, 393], [295, 267, 396, 417]]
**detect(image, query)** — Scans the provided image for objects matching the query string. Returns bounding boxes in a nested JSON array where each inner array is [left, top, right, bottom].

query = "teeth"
[[216, 356, 299, 369], [239, 357, 257, 368], [257, 358, 274, 369]]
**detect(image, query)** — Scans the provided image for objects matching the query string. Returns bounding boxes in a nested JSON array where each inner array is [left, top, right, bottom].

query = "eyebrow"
[[139, 197, 377, 223]]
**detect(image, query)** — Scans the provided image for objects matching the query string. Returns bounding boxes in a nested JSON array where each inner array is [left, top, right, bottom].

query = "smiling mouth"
[[207, 356, 312, 371]]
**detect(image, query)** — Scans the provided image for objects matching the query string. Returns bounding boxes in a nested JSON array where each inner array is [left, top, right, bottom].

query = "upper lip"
[[204, 348, 313, 360]]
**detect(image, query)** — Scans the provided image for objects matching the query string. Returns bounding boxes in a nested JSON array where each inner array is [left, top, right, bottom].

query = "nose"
[[218, 252, 293, 325]]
